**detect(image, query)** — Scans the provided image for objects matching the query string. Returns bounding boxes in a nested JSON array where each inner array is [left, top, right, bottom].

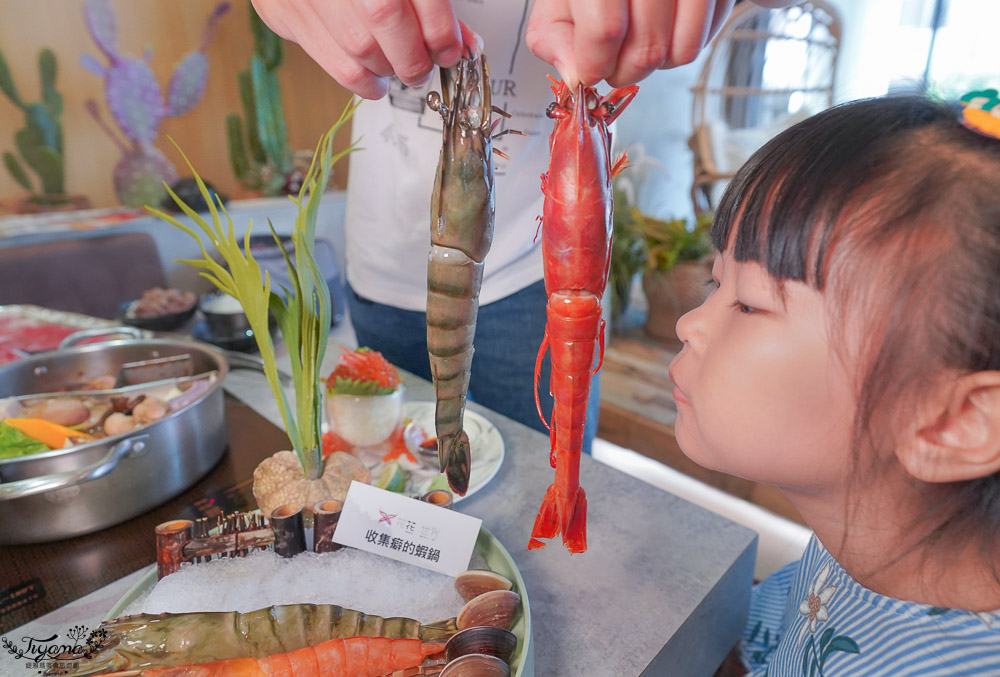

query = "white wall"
[[614, 0, 901, 223], [831, 0, 906, 101]]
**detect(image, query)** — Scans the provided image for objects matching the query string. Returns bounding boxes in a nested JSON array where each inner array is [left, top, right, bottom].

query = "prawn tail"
[[564, 486, 588, 553], [527, 483, 559, 550], [440, 431, 471, 497], [527, 483, 587, 553]]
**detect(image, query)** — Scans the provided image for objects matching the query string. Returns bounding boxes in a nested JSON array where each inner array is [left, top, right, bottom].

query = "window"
[[889, 0, 998, 98]]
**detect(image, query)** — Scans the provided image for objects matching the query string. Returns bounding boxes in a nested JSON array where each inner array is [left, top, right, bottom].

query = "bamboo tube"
[[180, 527, 275, 559], [155, 519, 193, 579], [270, 504, 306, 557], [313, 499, 344, 553], [421, 489, 454, 510]]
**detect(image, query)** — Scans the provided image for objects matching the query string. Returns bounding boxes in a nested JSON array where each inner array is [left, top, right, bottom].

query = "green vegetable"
[[0, 421, 49, 458], [326, 377, 397, 397], [425, 473, 451, 493], [147, 100, 360, 481]]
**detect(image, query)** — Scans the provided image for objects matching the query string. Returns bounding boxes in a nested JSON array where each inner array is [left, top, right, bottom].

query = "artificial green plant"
[[610, 186, 648, 320], [639, 211, 713, 273], [226, 4, 294, 196], [149, 100, 359, 481], [0, 47, 66, 203]]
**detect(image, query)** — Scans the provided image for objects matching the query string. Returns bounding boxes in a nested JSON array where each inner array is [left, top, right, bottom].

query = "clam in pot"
[[0, 333, 229, 544]]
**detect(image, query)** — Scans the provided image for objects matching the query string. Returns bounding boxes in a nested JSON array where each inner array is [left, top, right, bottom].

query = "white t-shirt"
[[345, 0, 552, 311]]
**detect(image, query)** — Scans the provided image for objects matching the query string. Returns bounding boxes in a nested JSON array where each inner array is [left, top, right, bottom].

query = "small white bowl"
[[326, 385, 404, 447]]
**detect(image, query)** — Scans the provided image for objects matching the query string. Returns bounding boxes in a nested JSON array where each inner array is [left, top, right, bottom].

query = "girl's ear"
[[900, 371, 1000, 483]]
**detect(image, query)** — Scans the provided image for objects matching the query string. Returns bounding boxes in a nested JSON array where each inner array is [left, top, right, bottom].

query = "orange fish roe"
[[321, 430, 352, 456], [325, 347, 400, 392]]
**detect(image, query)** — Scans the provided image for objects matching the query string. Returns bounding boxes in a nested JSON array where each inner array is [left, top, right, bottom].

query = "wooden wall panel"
[[0, 0, 355, 211]]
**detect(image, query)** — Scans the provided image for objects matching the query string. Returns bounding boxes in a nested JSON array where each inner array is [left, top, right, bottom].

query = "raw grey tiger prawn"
[[425, 45, 520, 496]]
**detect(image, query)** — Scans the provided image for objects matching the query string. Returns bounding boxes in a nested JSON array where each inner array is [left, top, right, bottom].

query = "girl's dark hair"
[[711, 95, 1000, 567]]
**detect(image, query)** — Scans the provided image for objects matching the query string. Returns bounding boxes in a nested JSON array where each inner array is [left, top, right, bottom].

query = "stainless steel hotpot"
[[0, 330, 230, 544]]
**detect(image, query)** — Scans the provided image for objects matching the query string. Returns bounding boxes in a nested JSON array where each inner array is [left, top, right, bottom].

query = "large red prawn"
[[528, 79, 637, 554], [121, 636, 444, 676]]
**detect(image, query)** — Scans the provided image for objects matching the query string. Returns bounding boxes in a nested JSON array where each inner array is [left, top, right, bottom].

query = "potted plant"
[[638, 210, 714, 343], [148, 100, 371, 521], [609, 185, 648, 325]]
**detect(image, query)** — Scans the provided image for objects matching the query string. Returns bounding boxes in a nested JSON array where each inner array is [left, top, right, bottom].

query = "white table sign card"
[[333, 481, 483, 576]]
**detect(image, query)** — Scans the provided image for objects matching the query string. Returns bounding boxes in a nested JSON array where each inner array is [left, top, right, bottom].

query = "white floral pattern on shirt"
[[798, 562, 836, 634]]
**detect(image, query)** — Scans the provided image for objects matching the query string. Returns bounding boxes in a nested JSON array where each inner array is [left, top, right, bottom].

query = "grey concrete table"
[[227, 346, 759, 676], [0, 344, 757, 677]]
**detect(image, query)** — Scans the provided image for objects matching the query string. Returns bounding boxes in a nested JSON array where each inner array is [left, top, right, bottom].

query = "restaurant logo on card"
[[2, 624, 108, 671]]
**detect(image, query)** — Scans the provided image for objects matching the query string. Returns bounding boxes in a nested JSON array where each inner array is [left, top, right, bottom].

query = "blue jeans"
[[347, 280, 600, 455]]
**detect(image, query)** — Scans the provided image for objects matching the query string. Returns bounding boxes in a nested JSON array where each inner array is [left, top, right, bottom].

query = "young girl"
[[669, 93, 1000, 675]]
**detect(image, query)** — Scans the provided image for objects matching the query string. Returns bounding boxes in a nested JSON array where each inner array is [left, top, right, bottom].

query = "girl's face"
[[669, 250, 858, 495]]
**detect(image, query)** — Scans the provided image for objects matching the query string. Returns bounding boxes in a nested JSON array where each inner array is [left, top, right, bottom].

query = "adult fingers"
[[351, 0, 433, 86], [459, 21, 483, 58], [313, 0, 394, 78], [569, 0, 630, 86], [251, 0, 390, 98], [249, 0, 296, 41], [525, 0, 581, 88], [707, 0, 736, 42], [298, 20, 391, 99], [606, 0, 674, 87], [665, 0, 718, 68], [411, 0, 463, 67]]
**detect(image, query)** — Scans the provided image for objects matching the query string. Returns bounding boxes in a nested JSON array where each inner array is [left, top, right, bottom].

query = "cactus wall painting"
[[0, 46, 81, 210], [226, 3, 297, 196], [80, 0, 231, 208]]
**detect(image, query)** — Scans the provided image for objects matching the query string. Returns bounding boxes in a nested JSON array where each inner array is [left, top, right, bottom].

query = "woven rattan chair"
[[689, 0, 842, 215]]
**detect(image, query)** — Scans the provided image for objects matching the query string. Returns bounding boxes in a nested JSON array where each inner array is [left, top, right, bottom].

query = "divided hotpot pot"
[[0, 329, 231, 544]]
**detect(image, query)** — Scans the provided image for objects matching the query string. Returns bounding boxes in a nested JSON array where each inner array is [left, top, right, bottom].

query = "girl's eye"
[[704, 278, 720, 291], [729, 300, 757, 314]]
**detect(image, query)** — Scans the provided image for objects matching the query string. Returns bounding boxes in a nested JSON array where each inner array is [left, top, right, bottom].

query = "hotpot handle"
[[0, 434, 150, 501], [58, 326, 145, 349]]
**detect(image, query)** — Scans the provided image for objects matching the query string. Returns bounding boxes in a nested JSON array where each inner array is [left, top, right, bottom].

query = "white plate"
[[324, 401, 505, 503], [402, 401, 505, 502]]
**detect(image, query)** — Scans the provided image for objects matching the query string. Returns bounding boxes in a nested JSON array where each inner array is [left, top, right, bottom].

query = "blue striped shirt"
[[740, 536, 1000, 676]]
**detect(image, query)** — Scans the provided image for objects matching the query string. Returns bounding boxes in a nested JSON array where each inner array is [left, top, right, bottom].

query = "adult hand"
[[526, 0, 790, 88], [250, 0, 473, 100]]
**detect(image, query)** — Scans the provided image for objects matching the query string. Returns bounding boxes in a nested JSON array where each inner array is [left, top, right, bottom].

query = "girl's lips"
[[667, 368, 691, 405]]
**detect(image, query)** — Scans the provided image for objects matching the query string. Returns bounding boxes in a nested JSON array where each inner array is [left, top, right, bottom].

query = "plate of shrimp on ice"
[[57, 525, 532, 677]]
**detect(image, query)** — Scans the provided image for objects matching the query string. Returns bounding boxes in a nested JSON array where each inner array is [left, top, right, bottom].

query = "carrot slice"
[[3, 417, 93, 449]]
